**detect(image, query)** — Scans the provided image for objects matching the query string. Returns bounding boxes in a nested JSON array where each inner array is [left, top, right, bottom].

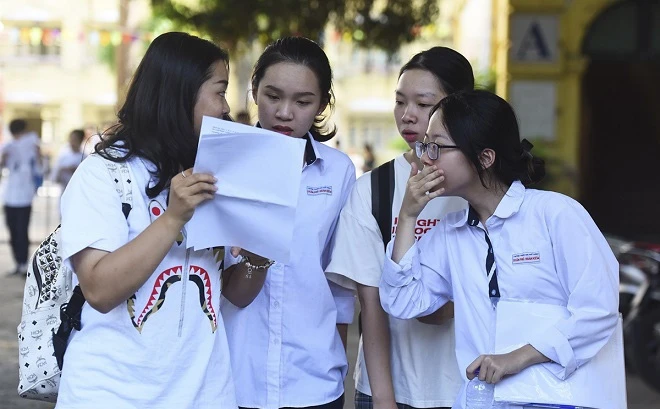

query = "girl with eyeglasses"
[[380, 90, 619, 408], [326, 47, 473, 409], [220, 36, 356, 409]]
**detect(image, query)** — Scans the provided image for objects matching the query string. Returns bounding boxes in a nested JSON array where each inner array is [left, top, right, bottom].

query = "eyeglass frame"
[[415, 141, 459, 160]]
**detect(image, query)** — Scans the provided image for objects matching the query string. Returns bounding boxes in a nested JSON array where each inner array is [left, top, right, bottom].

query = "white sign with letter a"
[[510, 14, 559, 63]]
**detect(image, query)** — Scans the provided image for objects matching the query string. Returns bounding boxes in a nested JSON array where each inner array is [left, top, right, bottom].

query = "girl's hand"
[[400, 162, 445, 220], [230, 247, 271, 265], [466, 345, 549, 384], [166, 168, 217, 225]]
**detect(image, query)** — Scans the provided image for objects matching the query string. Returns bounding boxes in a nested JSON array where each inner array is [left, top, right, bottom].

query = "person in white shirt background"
[[220, 36, 356, 409], [55, 32, 254, 408], [326, 47, 474, 409], [379, 90, 619, 408], [51, 129, 86, 191], [0, 118, 42, 276]]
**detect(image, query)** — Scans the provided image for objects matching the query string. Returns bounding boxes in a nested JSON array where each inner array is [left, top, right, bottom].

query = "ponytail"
[[518, 139, 545, 185]]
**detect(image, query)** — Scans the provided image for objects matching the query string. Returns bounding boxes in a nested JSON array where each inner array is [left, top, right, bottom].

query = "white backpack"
[[17, 158, 134, 402]]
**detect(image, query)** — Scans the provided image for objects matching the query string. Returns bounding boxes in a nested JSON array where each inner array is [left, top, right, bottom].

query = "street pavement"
[[0, 187, 658, 408]]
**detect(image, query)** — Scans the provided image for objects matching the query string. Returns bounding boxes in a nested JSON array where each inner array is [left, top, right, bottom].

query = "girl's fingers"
[[185, 193, 214, 211], [409, 161, 419, 178], [230, 246, 242, 257], [427, 188, 445, 199], [486, 365, 496, 384], [176, 170, 217, 186], [186, 181, 218, 196], [188, 173, 217, 185], [421, 175, 444, 191], [466, 356, 483, 380], [418, 168, 443, 185]]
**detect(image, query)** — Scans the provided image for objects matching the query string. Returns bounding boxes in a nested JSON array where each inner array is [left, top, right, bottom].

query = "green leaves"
[[150, 0, 439, 54]]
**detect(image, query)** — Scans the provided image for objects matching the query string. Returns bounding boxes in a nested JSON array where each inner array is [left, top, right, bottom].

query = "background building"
[[2, 0, 656, 240], [0, 0, 150, 152], [491, 0, 660, 240]]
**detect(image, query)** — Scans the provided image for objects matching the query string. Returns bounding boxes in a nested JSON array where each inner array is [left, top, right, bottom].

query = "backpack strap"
[[53, 158, 135, 370], [370, 159, 396, 249], [359, 159, 396, 337], [53, 286, 85, 370]]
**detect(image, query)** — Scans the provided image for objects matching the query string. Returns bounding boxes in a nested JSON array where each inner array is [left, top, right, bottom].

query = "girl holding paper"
[[325, 47, 473, 409], [379, 90, 619, 408], [220, 36, 356, 409], [55, 32, 245, 408]]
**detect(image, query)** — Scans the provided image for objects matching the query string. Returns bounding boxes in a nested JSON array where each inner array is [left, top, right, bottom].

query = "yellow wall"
[[493, 0, 616, 197]]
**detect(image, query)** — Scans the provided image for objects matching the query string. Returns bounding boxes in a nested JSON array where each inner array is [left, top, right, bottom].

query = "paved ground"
[[0, 186, 658, 408]]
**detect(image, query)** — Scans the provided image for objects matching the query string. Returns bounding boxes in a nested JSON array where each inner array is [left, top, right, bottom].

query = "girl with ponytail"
[[379, 90, 619, 408]]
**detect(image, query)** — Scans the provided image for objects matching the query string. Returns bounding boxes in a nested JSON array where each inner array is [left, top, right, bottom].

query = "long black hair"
[[400, 46, 474, 94], [97, 32, 229, 198], [432, 90, 545, 187], [251, 36, 336, 142]]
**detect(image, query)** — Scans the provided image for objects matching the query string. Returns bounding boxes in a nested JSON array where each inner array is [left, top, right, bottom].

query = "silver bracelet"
[[239, 255, 275, 278]]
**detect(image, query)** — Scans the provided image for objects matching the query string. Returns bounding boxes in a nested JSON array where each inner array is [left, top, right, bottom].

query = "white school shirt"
[[379, 181, 619, 409], [326, 154, 465, 407], [57, 153, 236, 409], [220, 135, 356, 409], [1, 133, 39, 207]]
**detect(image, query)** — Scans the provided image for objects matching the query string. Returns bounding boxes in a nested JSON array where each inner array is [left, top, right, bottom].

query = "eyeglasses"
[[415, 141, 459, 160]]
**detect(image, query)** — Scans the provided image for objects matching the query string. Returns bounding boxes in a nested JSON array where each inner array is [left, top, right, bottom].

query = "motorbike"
[[606, 234, 660, 392]]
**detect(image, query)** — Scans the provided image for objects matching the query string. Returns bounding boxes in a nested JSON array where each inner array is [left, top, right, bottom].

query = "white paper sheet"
[[493, 300, 627, 409], [186, 116, 306, 263]]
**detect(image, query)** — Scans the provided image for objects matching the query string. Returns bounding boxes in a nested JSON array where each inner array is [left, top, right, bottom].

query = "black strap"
[[122, 202, 132, 219], [53, 202, 132, 370], [370, 159, 396, 249], [53, 285, 85, 370], [359, 159, 396, 336]]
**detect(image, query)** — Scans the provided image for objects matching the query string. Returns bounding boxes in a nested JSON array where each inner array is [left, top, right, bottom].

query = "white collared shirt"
[[379, 181, 619, 409], [220, 135, 356, 409]]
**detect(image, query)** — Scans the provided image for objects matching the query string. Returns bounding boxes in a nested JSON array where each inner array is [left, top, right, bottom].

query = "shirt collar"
[[303, 133, 321, 167], [255, 122, 323, 169], [450, 180, 526, 227]]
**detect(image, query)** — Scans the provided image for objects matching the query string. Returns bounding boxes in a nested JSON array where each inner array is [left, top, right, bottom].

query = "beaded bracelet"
[[239, 255, 275, 278]]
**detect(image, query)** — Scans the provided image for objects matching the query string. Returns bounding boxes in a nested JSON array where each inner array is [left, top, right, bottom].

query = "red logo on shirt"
[[391, 217, 441, 241]]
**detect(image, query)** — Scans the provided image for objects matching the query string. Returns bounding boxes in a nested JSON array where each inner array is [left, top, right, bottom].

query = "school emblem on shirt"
[[307, 185, 332, 196], [512, 251, 541, 264]]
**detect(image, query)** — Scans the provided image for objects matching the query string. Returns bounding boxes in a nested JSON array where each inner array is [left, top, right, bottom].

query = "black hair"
[[399, 47, 474, 95], [70, 129, 85, 144], [251, 36, 336, 142], [432, 90, 545, 187], [9, 119, 27, 135], [97, 32, 229, 199]]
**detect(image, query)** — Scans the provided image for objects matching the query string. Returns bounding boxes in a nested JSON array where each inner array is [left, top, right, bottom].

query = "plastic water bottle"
[[465, 374, 494, 409]]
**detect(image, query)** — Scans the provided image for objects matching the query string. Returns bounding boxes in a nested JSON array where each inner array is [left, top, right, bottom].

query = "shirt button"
[[273, 301, 280, 308], [272, 337, 279, 344]]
